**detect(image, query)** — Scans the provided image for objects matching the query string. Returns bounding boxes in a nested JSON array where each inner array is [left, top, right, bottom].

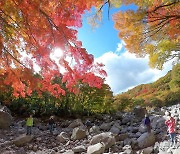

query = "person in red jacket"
[[165, 112, 176, 147]]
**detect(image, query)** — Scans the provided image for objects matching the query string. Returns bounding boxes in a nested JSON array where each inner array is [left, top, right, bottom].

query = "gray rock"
[[173, 149, 180, 154], [122, 116, 132, 125], [139, 146, 154, 154], [132, 106, 147, 119], [13, 134, 34, 146], [99, 122, 112, 131], [57, 132, 69, 143], [87, 142, 105, 154], [73, 145, 86, 153], [139, 124, 147, 133], [110, 122, 121, 135], [123, 138, 131, 146], [118, 133, 129, 141], [71, 127, 86, 140], [63, 150, 74, 154], [137, 132, 156, 149], [89, 125, 100, 135], [68, 119, 83, 128], [90, 132, 115, 149], [0, 109, 13, 129]]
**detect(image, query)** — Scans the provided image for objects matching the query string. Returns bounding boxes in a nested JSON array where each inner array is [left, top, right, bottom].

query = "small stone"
[[33, 145, 38, 152]]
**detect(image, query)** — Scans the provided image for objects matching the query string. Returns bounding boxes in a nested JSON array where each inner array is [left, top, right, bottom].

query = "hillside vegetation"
[[114, 64, 180, 111]]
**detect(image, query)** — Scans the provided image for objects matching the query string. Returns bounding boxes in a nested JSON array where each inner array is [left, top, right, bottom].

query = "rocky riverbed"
[[0, 104, 180, 154]]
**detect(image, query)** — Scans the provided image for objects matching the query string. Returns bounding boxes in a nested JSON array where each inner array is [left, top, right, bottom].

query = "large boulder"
[[68, 119, 83, 128], [118, 133, 129, 141], [73, 145, 86, 153], [110, 122, 121, 135], [71, 127, 86, 140], [133, 106, 147, 119], [121, 115, 132, 125], [139, 124, 147, 133], [173, 149, 180, 154], [0, 108, 13, 129], [1, 106, 11, 114], [121, 145, 133, 154], [151, 116, 166, 129], [99, 122, 112, 131], [89, 125, 101, 135], [137, 147, 153, 154], [63, 150, 74, 154], [137, 132, 156, 149], [13, 134, 34, 146], [87, 142, 105, 154], [90, 132, 115, 149], [56, 132, 69, 143]]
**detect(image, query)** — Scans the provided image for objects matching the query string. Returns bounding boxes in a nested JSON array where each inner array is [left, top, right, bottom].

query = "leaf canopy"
[[113, 0, 180, 69], [0, 0, 106, 97]]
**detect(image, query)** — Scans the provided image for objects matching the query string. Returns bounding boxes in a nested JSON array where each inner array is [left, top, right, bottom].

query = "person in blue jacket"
[[144, 114, 151, 133]]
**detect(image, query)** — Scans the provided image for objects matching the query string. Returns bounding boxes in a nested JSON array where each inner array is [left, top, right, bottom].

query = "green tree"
[[169, 64, 180, 91], [113, 94, 132, 111]]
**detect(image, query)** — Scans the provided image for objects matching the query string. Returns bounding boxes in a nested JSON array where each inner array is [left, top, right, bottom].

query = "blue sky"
[[78, 4, 137, 57], [77, 4, 173, 95]]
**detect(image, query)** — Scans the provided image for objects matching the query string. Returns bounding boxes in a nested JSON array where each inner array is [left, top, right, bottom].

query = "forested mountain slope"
[[114, 64, 180, 110]]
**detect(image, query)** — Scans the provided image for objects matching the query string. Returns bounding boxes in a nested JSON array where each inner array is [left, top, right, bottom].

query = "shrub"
[[163, 90, 180, 106]]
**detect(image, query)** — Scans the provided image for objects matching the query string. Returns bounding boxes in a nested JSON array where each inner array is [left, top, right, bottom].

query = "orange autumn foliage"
[[0, 0, 106, 97]]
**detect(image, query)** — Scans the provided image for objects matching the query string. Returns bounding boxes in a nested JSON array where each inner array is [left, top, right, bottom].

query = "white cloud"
[[95, 43, 173, 95], [116, 41, 126, 53], [116, 43, 123, 52]]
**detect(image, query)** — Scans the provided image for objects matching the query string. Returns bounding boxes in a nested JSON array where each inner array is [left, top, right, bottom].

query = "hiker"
[[48, 116, 55, 134], [26, 114, 33, 135], [144, 114, 151, 133], [85, 119, 92, 131], [165, 112, 176, 147]]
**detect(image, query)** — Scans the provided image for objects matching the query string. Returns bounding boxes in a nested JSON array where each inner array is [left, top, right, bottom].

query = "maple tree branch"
[[148, 14, 180, 23], [12, 0, 18, 5], [39, 8, 81, 69], [0, 16, 20, 34], [143, 18, 175, 42], [147, 16, 169, 23], [145, 20, 171, 38], [171, 53, 180, 57], [142, 18, 168, 34], [98, 0, 111, 20], [108, 0, 110, 20], [23, 16, 40, 48], [10, 0, 39, 48], [4, 52, 11, 67], [147, 1, 180, 13], [0, 9, 38, 50], [0, 9, 23, 30], [39, 9, 76, 50], [143, 14, 178, 37], [166, 52, 180, 61], [99, 1, 109, 11], [3, 47, 27, 68], [37, 10, 56, 44], [39, 10, 63, 37]]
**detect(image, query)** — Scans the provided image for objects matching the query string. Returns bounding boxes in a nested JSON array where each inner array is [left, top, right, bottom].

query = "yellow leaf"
[[110, 0, 122, 8]]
